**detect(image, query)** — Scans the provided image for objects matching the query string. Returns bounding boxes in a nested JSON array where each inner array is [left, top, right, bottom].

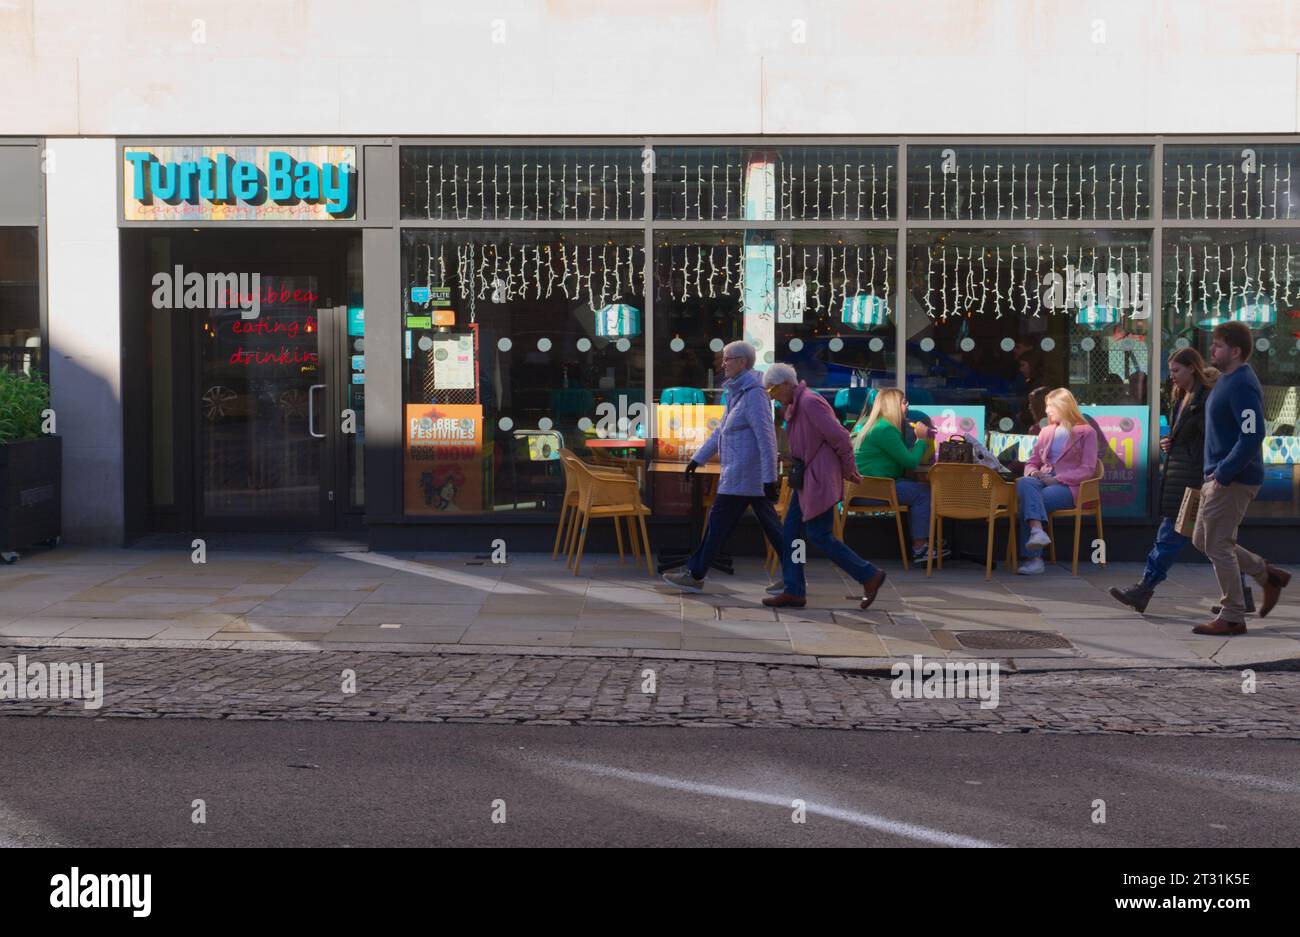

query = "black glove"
[[764, 481, 779, 501], [684, 460, 699, 476]]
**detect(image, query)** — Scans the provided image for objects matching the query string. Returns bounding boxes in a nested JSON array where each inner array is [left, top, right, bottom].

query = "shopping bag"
[[1175, 485, 1200, 538]]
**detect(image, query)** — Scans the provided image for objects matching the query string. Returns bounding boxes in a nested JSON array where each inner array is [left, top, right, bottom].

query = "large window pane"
[[906, 146, 1152, 221], [401, 229, 645, 515], [1163, 145, 1300, 221], [652, 146, 896, 221], [0, 227, 41, 375], [908, 229, 1152, 516], [1163, 228, 1300, 517], [400, 147, 643, 221]]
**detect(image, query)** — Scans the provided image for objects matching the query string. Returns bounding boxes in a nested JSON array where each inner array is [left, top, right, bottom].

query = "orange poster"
[[404, 404, 485, 514], [655, 404, 725, 461]]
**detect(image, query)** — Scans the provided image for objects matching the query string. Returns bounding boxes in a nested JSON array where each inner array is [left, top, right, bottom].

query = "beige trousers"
[[1191, 478, 1268, 623]]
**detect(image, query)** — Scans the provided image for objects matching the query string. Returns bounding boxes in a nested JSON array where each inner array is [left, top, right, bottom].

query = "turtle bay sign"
[[123, 144, 357, 221]]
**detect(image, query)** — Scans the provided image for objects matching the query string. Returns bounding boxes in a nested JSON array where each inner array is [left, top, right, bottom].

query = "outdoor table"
[[647, 460, 732, 575]]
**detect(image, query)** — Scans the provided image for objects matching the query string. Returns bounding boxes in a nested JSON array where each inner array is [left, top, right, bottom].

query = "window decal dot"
[[1081, 337, 1095, 351], [1256, 338, 1270, 352], [1040, 338, 1055, 352], [920, 338, 935, 352], [576, 337, 592, 352], [869, 338, 884, 352], [538, 417, 553, 431], [788, 338, 803, 352], [497, 417, 513, 431], [1175, 337, 1191, 349], [709, 338, 724, 352], [577, 417, 593, 431], [537, 338, 551, 352], [828, 337, 844, 352], [960, 338, 975, 352], [763, 350, 775, 363], [497, 337, 512, 352], [1000, 338, 1015, 352], [616, 338, 631, 352], [670, 337, 685, 352], [999, 418, 1013, 431]]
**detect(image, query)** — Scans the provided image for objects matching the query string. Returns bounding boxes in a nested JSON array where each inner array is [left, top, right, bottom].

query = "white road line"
[[1111, 758, 1300, 795], [552, 759, 1004, 848]]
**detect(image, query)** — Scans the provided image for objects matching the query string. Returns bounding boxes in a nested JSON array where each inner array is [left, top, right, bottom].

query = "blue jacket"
[[1204, 363, 1265, 486], [690, 368, 778, 496]]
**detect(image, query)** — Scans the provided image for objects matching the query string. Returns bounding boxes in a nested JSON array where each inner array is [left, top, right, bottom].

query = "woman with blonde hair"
[[1015, 387, 1100, 575], [850, 388, 946, 562]]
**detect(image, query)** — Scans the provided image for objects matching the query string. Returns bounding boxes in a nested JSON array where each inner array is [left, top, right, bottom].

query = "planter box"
[[0, 435, 61, 556]]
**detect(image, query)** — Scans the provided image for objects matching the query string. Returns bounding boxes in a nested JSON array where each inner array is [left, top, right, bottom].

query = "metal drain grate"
[[954, 630, 1072, 650]]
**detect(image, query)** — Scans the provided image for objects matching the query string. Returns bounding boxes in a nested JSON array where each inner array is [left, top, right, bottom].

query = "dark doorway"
[[122, 228, 364, 537]]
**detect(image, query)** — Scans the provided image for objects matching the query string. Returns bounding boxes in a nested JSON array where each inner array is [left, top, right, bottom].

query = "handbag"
[[937, 434, 974, 463], [1175, 485, 1201, 538], [789, 440, 827, 491]]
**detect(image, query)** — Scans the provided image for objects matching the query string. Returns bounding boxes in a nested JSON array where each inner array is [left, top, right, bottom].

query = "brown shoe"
[[1258, 565, 1292, 618], [1193, 617, 1247, 636], [762, 593, 807, 608], [860, 570, 888, 609]]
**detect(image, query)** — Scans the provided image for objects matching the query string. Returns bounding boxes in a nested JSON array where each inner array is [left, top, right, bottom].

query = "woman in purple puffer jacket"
[[761, 363, 888, 610]]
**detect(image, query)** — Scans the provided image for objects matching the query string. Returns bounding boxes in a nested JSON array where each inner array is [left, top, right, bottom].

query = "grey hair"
[[762, 362, 798, 388], [722, 340, 757, 369]]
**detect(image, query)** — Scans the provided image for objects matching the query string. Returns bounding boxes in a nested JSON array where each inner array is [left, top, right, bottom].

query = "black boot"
[[1109, 581, 1154, 613]]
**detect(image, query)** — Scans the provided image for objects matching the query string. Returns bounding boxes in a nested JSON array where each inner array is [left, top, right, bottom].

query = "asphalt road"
[[1, 719, 1297, 847]]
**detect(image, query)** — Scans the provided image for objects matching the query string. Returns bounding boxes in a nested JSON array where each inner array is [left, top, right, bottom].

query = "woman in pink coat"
[[1016, 388, 1101, 575], [761, 364, 888, 609]]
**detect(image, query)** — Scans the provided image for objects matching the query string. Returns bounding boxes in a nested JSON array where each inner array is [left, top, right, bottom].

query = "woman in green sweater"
[[850, 388, 947, 562]]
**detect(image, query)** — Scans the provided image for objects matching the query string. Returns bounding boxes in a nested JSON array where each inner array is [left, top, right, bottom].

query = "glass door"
[[193, 268, 339, 530]]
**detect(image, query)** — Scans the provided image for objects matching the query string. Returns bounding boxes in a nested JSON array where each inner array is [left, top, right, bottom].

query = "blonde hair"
[[852, 387, 906, 450], [1045, 387, 1086, 430]]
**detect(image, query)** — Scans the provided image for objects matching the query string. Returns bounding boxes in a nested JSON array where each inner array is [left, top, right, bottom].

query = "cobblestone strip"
[[0, 647, 1296, 737]]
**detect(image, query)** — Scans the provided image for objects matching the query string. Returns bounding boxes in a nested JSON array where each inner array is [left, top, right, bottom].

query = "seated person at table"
[[851, 388, 948, 562], [1015, 388, 1099, 575]]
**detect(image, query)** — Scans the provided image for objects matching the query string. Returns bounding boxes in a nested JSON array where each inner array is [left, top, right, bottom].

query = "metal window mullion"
[[896, 141, 907, 392], [1149, 138, 1164, 524], [644, 139, 655, 473]]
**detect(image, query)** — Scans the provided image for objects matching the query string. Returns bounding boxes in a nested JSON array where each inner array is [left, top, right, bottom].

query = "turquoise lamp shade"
[[1230, 293, 1276, 326], [841, 293, 889, 330], [595, 304, 642, 338], [1076, 304, 1119, 329]]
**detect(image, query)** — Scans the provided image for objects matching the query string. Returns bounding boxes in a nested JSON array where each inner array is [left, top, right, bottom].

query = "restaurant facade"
[[5, 1, 1300, 561]]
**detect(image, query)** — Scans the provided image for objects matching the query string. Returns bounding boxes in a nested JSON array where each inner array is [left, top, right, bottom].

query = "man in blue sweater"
[[1191, 321, 1291, 634]]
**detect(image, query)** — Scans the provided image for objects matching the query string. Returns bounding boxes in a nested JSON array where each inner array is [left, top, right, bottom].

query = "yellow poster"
[[404, 404, 485, 514], [655, 404, 725, 462]]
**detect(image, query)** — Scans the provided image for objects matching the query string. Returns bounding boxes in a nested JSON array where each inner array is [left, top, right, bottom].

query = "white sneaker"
[[1017, 557, 1046, 575], [662, 569, 704, 593], [765, 576, 786, 595], [1026, 528, 1052, 548]]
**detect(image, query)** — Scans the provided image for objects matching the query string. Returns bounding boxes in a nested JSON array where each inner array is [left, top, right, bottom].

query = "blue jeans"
[[687, 493, 784, 580], [1015, 476, 1075, 556], [850, 478, 931, 541], [1143, 517, 1190, 586], [781, 491, 879, 597]]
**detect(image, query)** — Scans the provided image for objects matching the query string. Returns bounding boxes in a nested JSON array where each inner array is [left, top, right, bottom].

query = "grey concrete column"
[[46, 138, 124, 545]]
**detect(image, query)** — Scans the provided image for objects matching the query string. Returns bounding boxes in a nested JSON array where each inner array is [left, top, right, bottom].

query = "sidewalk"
[[1, 547, 1298, 668]]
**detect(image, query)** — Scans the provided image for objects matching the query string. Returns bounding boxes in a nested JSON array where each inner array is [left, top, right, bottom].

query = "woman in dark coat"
[[1110, 347, 1252, 613]]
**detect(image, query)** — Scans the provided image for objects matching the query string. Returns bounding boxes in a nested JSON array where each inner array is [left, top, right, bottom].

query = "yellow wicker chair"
[[1045, 462, 1106, 575], [554, 449, 631, 561], [563, 454, 653, 576], [833, 476, 912, 569], [926, 463, 1018, 580]]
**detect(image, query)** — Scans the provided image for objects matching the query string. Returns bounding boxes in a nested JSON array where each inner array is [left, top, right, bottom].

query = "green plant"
[[0, 369, 50, 443]]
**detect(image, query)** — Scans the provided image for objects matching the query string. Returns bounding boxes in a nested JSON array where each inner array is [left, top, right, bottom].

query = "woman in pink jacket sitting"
[[1015, 388, 1100, 574]]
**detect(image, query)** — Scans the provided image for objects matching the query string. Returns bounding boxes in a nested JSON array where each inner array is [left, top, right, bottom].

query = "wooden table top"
[[586, 438, 647, 449], [648, 460, 721, 474]]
